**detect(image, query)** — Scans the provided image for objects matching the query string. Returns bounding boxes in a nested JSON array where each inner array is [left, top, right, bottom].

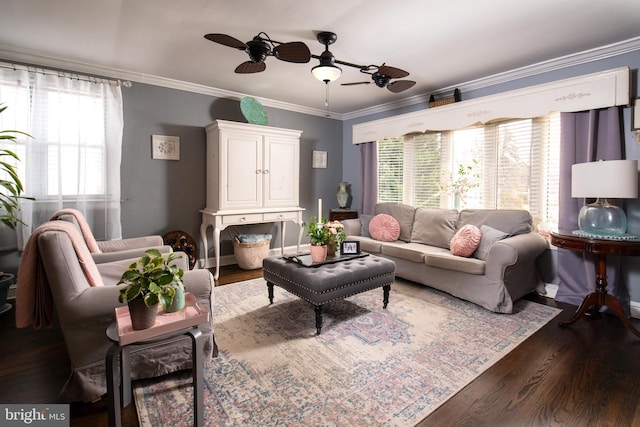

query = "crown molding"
[[0, 44, 343, 120], [343, 36, 640, 120], [1, 36, 639, 122]]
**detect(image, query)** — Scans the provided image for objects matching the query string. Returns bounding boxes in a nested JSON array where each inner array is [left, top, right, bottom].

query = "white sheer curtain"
[[0, 68, 123, 249]]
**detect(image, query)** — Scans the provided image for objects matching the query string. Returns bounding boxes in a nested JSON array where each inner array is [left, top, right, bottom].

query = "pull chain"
[[324, 83, 330, 117]]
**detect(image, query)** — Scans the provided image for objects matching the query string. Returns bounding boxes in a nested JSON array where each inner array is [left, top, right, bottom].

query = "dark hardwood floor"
[[1, 266, 639, 426]]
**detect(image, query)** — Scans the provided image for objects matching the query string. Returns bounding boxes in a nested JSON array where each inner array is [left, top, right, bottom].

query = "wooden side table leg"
[[559, 292, 599, 327], [603, 293, 640, 337], [106, 344, 122, 427], [188, 327, 204, 427]]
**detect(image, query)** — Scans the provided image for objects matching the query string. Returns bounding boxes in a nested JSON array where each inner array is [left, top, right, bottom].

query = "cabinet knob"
[[255, 170, 262, 174], [240, 217, 246, 222], [263, 169, 269, 174]]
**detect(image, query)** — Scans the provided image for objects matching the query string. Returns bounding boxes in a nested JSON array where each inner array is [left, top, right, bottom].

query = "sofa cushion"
[[457, 209, 532, 235], [474, 225, 509, 260], [359, 214, 374, 238], [410, 208, 458, 249], [369, 214, 401, 242], [425, 252, 485, 275], [380, 242, 449, 263], [347, 236, 383, 253], [450, 224, 482, 257], [375, 203, 416, 242]]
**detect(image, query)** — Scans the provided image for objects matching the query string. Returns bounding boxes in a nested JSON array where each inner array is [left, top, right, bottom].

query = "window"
[[377, 112, 560, 232], [0, 68, 123, 249]]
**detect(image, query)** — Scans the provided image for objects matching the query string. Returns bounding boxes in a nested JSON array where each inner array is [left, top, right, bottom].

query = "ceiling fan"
[[341, 64, 417, 93], [310, 31, 416, 93], [204, 32, 311, 73]]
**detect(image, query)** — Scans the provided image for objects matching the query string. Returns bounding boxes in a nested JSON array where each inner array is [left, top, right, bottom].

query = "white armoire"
[[200, 120, 304, 278]]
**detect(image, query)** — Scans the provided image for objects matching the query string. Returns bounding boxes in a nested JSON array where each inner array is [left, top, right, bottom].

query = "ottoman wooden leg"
[[314, 305, 323, 335], [267, 282, 274, 304], [383, 284, 390, 308]]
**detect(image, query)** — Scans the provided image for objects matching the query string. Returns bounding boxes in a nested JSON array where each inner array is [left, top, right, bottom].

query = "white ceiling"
[[1, 0, 639, 117]]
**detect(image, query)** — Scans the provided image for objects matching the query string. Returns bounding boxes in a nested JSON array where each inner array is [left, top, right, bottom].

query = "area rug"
[[133, 277, 561, 426]]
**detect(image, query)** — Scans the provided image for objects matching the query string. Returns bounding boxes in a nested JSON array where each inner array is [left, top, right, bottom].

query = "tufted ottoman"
[[262, 254, 396, 334]]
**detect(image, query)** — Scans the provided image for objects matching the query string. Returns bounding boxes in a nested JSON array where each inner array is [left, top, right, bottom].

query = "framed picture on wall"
[[634, 99, 640, 130], [312, 150, 327, 168]]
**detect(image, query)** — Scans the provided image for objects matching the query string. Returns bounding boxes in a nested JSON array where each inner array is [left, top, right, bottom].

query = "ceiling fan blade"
[[378, 65, 410, 79], [204, 33, 247, 50], [273, 42, 311, 63], [341, 81, 371, 86], [387, 80, 416, 93], [235, 61, 266, 74]]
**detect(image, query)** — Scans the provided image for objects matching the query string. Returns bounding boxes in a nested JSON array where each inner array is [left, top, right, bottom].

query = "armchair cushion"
[[16, 221, 104, 329]]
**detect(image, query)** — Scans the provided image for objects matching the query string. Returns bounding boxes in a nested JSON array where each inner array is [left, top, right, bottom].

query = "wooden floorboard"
[[1, 266, 639, 426]]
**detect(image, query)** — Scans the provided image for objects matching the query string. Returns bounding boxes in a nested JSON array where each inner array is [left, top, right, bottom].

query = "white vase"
[[336, 181, 349, 209]]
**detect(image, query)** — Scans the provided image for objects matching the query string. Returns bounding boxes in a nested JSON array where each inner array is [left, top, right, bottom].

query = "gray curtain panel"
[[359, 141, 378, 215], [556, 106, 630, 315]]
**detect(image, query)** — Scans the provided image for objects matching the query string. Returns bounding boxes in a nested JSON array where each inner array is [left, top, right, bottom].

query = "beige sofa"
[[342, 203, 548, 313]]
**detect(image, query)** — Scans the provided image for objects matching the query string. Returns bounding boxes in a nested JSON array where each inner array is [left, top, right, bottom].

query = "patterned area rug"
[[133, 277, 560, 426]]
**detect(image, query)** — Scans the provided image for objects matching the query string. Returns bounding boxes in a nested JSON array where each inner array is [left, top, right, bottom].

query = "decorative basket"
[[233, 234, 271, 270]]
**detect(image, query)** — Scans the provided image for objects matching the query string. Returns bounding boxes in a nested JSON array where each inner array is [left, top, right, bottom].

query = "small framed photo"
[[152, 135, 180, 160], [634, 99, 640, 130], [341, 241, 360, 255], [312, 150, 327, 168]]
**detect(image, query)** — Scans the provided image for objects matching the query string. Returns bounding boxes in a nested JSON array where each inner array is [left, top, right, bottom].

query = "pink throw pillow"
[[369, 214, 401, 242], [450, 224, 482, 257]]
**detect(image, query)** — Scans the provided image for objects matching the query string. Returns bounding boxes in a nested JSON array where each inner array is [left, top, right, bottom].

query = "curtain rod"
[[0, 61, 132, 88]]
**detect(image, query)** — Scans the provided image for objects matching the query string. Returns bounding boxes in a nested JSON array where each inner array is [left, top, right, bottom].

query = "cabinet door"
[[263, 135, 299, 207], [220, 131, 263, 209]]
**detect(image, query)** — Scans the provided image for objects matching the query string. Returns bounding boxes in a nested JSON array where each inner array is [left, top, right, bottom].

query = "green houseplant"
[[117, 249, 185, 329], [0, 103, 33, 314], [0, 103, 32, 230], [302, 215, 331, 263]]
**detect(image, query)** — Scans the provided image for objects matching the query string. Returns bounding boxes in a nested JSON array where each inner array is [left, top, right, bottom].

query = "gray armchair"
[[50, 209, 171, 263], [17, 221, 216, 402]]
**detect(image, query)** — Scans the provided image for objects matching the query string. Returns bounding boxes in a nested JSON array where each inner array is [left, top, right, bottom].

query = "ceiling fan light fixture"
[[312, 32, 342, 83], [312, 63, 342, 83]]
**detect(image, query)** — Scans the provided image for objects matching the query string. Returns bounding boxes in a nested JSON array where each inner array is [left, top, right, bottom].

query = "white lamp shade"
[[571, 159, 638, 199]]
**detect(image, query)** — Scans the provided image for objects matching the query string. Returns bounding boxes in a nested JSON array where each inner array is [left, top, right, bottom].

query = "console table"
[[550, 231, 640, 337], [200, 208, 304, 279]]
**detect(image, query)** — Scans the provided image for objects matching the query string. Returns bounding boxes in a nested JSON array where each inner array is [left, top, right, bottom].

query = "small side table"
[[329, 209, 358, 222], [105, 323, 205, 427], [550, 231, 640, 337]]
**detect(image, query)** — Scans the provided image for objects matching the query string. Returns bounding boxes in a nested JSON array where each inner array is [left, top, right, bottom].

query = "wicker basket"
[[233, 238, 271, 270]]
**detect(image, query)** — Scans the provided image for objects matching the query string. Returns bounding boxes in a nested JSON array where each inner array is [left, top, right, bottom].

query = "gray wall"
[[121, 83, 342, 260]]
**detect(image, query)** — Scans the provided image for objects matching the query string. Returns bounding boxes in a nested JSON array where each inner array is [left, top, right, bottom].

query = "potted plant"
[[1, 104, 32, 230], [324, 220, 347, 256], [117, 248, 185, 330], [302, 215, 331, 263], [0, 103, 33, 314]]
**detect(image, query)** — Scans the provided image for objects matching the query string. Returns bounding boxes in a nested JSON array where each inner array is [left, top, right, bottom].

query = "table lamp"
[[571, 159, 638, 237]]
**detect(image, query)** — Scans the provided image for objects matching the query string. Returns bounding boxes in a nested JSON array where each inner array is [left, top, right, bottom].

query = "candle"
[[318, 198, 322, 222]]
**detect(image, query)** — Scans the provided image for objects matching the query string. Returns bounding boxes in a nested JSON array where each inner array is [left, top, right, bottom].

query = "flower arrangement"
[[438, 159, 480, 206], [301, 215, 331, 246], [324, 220, 347, 246]]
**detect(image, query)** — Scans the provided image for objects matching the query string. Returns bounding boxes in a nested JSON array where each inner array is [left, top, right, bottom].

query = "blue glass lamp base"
[[577, 198, 627, 236]]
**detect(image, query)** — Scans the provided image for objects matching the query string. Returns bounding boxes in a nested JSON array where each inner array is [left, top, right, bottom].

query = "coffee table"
[[262, 254, 396, 334]]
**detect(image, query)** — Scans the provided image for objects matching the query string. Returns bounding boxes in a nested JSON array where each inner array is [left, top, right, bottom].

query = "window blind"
[[377, 112, 561, 232]]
